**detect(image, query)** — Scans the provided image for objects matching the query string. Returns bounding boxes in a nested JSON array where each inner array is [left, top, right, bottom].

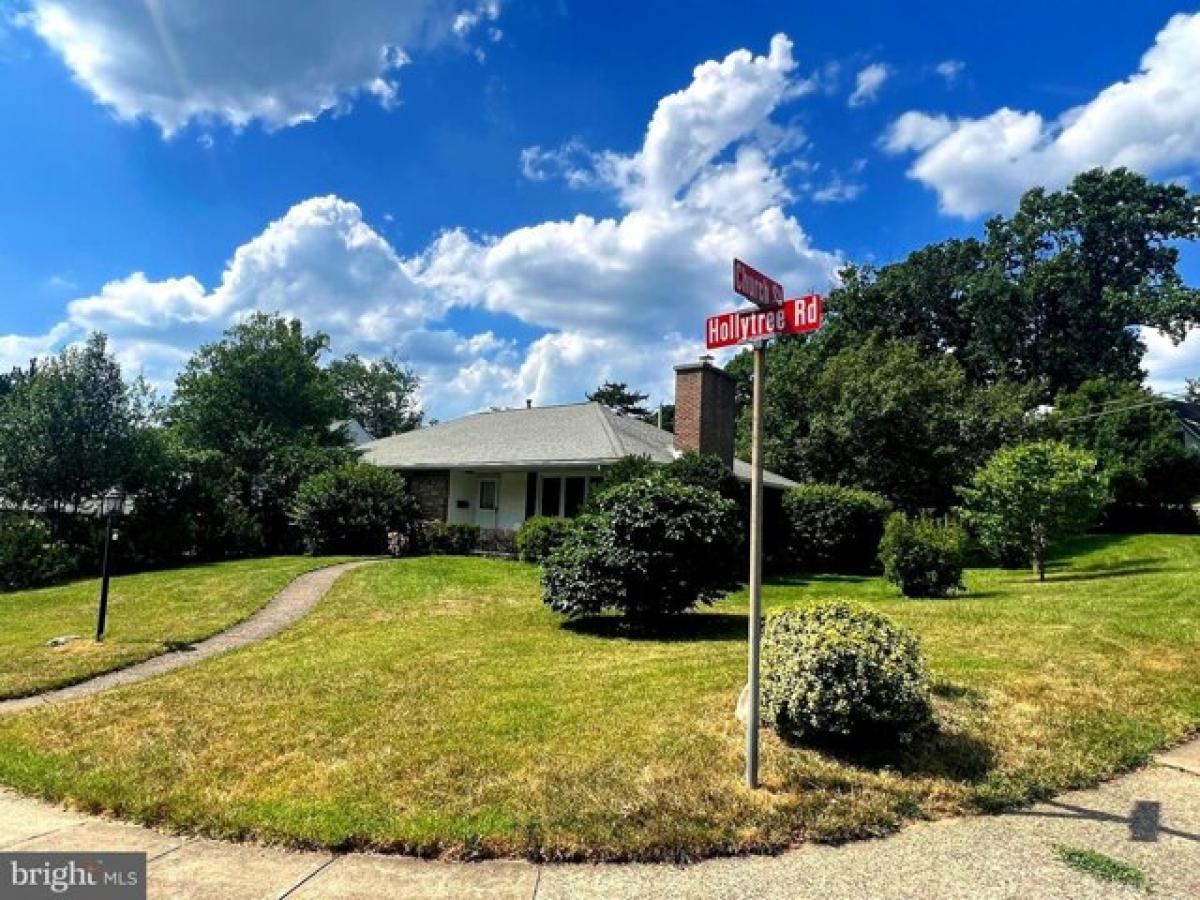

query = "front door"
[[477, 478, 498, 529]]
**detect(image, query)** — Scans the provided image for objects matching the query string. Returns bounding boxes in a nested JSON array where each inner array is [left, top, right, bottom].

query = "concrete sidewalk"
[[2, 739, 1198, 899]]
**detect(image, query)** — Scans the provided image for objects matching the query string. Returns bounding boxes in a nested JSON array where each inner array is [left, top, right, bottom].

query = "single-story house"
[[361, 360, 796, 530], [1171, 400, 1200, 453]]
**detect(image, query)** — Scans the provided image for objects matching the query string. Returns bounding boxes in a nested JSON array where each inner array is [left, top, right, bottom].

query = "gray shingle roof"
[[360, 402, 797, 489]]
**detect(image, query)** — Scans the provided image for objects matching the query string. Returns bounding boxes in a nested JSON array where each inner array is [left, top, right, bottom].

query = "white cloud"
[[0, 324, 73, 372], [848, 63, 890, 107], [19, 0, 498, 135], [2, 34, 843, 418], [934, 60, 965, 84], [811, 176, 865, 203], [880, 111, 954, 153], [1141, 326, 1200, 396], [519, 140, 601, 188], [68, 273, 216, 331], [413, 34, 838, 349], [883, 12, 1200, 217]]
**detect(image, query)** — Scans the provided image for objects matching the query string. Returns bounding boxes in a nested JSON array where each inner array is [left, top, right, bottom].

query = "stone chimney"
[[673, 359, 735, 467]]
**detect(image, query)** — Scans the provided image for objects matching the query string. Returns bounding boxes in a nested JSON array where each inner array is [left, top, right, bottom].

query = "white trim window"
[[478, 478, 499, 512], [537, 473, 600, 518]]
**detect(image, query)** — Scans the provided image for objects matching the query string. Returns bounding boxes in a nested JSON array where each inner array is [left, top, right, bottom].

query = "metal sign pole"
[[746, 340, 766, 788]]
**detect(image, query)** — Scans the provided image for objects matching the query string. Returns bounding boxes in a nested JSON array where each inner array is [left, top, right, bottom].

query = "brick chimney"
[[673, 359, 735, 467]]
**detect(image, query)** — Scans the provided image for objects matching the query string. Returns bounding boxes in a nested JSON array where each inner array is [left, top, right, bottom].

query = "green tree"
[[963, 441, 1106, 580], [169, 313, 354, 552], [824, 169, 1200, 396], [1047, 379, 1200, 524], [326, 352, 422, 438], [734, 338, 1033, 512], [0, 333, 135, 512], [586, 381, 651, 418]]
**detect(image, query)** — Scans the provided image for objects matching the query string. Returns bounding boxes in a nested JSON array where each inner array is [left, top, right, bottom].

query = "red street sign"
[[705, 294, 824, 350], [733, 259, 784, 308]]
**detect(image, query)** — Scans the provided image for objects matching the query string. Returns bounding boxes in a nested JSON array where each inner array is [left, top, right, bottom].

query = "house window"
[[479, 479, 498, 511], [540, 476, 562, 517], [564, 476, 587, 517], [538, 474, 591, 518]]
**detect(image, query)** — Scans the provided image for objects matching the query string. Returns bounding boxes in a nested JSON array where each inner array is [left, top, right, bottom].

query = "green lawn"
[[0, 534, 1196, 861], [0, 557, 350, 699]]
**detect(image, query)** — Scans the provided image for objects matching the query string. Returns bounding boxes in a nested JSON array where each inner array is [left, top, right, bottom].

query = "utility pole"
[[745, 341, 766, 788]]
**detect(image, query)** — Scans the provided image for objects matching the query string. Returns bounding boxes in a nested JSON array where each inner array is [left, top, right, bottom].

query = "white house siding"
[[443, 467, 605, 530]]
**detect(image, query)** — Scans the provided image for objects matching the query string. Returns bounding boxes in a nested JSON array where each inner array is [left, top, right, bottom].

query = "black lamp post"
[[95, 487, 125, 642]]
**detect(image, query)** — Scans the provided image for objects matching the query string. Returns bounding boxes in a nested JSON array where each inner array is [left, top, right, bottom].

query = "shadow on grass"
[[787, 723, 998, 784], [1043, 564, 1172, 584], [562, 612, 747, 643]]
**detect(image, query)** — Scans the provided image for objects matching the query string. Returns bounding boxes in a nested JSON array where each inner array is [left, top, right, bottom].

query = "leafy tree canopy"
[[326, 352, 422, 438], [587, 381, 651, 418], [825, 168, 1200, 397], [168, 313, 354, 552], [963, 440, 1106, 580], [732, 338, 1034, 512], [1045, 378, 1200, 518], [0, 333, 135, 511]]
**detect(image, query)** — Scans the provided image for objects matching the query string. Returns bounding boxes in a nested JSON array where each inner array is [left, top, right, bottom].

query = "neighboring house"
[[361, 361, 796, 529], [1170, 401, 1200, 453], [331, 419, 375, 447]]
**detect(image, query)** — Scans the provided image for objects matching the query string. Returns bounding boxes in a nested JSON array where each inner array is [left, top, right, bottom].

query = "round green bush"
[[761, 601, 933, 743], [290, 463, 414, 555], [541, 477, 740, 621], [516, 516, 573, 563], [782, 483, 892, 574], [878, 512, 966, 598], [0, 514, 77, 591]]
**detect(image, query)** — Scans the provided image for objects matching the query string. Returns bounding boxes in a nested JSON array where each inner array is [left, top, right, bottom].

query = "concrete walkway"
[[0, 560, 374, 716], [1, 739, 1197, 898]]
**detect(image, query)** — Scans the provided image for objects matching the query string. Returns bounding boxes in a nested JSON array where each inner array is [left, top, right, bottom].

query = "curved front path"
[[0, 560, 374, 717]]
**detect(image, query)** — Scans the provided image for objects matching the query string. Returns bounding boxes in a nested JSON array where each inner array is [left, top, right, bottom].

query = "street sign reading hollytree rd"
[[705, 294, 824, 350]]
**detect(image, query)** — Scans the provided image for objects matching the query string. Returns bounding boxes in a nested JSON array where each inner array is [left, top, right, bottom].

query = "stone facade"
[[673, 361, 735, 467], [406, 470, 450, 521]]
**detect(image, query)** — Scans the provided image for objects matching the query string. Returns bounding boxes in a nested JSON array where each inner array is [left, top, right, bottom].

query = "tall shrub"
[[0, 515, 77, 591], [291, 463, 414, 554], [782, 483, 891, 573], [542, 477, 739, 621], [879, 513, 966, 598]]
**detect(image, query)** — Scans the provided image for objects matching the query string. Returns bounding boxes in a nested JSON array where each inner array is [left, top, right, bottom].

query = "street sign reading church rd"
[[705, 294, 824, 350], [733, 259, 784, 308]]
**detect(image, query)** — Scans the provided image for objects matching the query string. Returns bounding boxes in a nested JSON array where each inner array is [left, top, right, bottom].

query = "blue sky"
[[1, 1, 1198, 417]]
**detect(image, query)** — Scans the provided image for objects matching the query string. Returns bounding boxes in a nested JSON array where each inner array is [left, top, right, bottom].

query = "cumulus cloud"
[[412, 35, 839, 347], [883, 11, 1200, 216], [848, 63, 890, 107], [18, 0, 500, 135], [2, 34, 843, 417], [1141, 326, 1200, 397], [0, 324, 74, 372]]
